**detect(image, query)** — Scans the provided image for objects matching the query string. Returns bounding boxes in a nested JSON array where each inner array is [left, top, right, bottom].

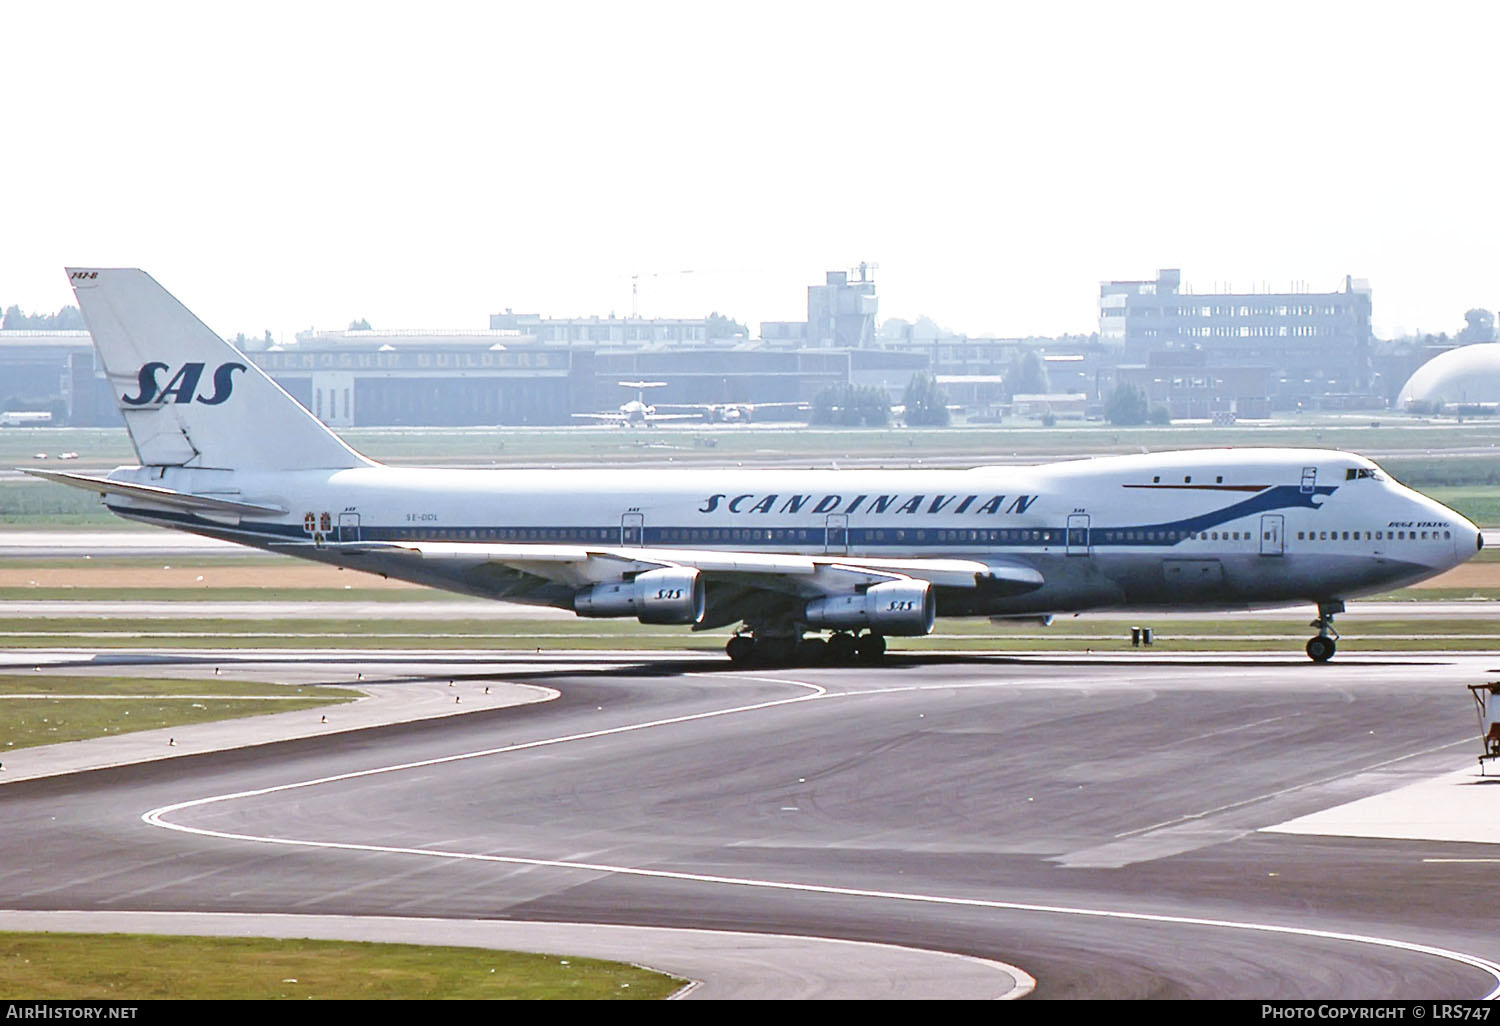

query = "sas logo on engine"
[[121, 362, 246, 407]]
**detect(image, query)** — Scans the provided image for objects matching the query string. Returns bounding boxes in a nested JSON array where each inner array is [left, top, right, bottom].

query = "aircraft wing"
[[340, 539, 1043, 589], [655, 402, 808, 412], [570, 411, 700, 422], [333, 538, 1043, 627]]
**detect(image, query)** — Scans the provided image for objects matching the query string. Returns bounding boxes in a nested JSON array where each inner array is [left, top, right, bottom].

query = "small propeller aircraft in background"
[[570, 381, 702, 428]]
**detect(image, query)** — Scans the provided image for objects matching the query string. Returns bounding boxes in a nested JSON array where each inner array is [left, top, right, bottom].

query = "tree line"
[[810, 373, 953, 427], [2, 305, 84, 330]]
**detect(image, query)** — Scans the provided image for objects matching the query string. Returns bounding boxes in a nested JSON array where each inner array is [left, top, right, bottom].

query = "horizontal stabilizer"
[[21, 468, 286, 517]]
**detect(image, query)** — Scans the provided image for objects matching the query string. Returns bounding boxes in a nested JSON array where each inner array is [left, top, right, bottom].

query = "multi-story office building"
[[1099, 269, 1375, 409]]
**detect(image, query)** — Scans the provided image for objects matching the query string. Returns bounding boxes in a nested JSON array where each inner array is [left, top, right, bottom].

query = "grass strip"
[[0, 615, 1492, 653], [0, 588, 438, 602], [0, 677, 359, 751], [0, 931, 682, 1000]]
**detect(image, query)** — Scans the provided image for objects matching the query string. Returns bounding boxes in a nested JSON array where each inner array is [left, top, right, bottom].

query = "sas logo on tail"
[[122, 362, 246, 406]]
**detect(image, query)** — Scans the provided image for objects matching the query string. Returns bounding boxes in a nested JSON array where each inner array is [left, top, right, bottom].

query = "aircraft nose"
[[1416, 490, 1482, 567], [1455, 515, 1482, 563]]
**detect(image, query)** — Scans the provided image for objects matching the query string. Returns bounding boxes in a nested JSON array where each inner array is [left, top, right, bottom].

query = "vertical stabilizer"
[[66, 268, 369, 471]]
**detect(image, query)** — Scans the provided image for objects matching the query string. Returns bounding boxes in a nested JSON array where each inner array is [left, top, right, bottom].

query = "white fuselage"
[[106, 447, 1480, 621]]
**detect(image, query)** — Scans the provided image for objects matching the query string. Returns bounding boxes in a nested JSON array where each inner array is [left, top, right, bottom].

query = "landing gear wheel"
[[1306, 635, 1336, 663], [827, 632, 858, 664], [726, 635, 755, 664], [796, 636, 828, 665], [755, 637, 798, 665], [856, 633, 887, 662], [1307, 600, 1343, 663]]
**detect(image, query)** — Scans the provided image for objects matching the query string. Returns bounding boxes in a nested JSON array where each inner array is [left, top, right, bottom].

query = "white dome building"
[[1396, 343, 1500, 410]]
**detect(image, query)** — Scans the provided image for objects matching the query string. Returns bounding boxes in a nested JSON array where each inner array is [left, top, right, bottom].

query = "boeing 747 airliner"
[[32, 269, 1484, 663]]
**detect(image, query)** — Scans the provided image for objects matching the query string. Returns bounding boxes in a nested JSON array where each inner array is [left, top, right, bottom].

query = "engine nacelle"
[[804, 579, 936, 636], [574, 566, 706, 625]]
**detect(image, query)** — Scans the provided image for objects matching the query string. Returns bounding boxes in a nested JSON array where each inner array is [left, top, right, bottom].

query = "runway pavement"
[[3, 646, 1500, 999]]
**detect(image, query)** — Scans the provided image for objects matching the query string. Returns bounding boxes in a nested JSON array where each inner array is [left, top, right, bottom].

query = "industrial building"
[[265, 329, 587, 427]]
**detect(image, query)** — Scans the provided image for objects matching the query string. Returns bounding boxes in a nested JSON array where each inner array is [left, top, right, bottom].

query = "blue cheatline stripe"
[[110, 484, 1336, 552]]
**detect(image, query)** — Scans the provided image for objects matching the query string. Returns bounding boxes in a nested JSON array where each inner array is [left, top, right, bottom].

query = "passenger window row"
[[1295, 529, 1451, 541]]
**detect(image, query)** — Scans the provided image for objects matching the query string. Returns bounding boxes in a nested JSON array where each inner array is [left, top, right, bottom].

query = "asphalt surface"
[[3, 647, 1500, 999]]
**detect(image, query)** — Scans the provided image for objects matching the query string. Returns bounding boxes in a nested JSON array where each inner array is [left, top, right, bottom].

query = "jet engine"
[[574, 566, 706, 625], [804, 579, 936, 636]]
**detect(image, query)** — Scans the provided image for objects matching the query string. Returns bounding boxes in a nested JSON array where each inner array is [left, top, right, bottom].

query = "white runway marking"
[[1119, 735, 1475, 839], [1266, 763, 1500, 845], [139, 671, 1500, 999], [1423, 858, 1500, 864]]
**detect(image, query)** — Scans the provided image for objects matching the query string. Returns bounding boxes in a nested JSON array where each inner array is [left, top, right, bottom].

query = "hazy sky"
[[4, 2, 1497, 341]]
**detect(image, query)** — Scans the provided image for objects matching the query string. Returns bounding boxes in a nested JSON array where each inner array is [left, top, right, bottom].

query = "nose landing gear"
[[1306, 600, 1344, 662]]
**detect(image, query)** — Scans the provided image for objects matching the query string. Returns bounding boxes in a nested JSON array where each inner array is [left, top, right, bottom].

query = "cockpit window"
[[1345, 467, 1382, 481]]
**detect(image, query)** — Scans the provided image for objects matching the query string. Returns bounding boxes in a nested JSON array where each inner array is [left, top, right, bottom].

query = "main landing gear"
[[726, 630, 886, 666], [1306, 600, 1344, 663]]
